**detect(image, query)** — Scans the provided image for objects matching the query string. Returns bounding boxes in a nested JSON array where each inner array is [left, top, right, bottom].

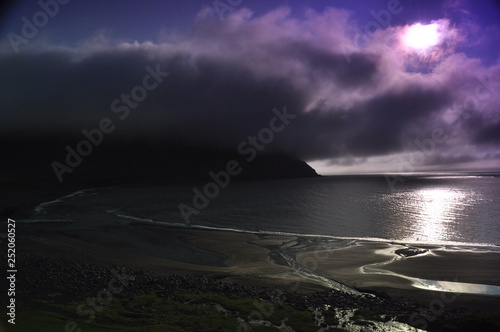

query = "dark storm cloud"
[[426, 153, 483, 166], [0, 6, 499, 171], [420, 150, 500, 170], [281, 42, 380, 88], [271, 84, 451, 160], [0, 49, 307, 148], [345, 86, 451, 155], [477, 123, 500, 145]]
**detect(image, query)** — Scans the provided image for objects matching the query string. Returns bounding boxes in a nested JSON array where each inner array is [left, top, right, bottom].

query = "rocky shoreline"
[[5, 222, 500, 331], [9, 252, 477, 331]]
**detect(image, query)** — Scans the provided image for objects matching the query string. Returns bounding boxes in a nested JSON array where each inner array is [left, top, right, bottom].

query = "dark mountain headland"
[[1, 137, 318, 186], [0, 137, 318, 219]]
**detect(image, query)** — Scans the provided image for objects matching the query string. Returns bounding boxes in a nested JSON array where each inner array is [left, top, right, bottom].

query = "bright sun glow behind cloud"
[[403, 23, 441, 50]]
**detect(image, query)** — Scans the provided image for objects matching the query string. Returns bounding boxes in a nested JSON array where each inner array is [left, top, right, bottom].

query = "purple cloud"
[[0, 6, 499, 173]]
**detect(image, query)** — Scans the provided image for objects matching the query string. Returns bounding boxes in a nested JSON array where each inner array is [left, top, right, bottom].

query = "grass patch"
[[16, 311, 69, 331], [177, 292, 318, 330], [267, 305, 317, 330], [14, 292, 242, 332], [323, 308, 340, 326], [175, 291, 258, 317]]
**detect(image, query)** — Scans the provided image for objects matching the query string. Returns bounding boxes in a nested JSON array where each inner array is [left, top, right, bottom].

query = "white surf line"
[[34, 188, 96, 214], [108, 211, 499, 251], [34, 186, 119, 214]]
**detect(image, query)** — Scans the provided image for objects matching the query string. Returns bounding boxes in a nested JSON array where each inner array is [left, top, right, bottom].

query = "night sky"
[[1, 0, 499, 174]]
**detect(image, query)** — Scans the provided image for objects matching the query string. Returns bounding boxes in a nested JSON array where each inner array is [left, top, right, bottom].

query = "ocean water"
[[28, 172, 500, 247]]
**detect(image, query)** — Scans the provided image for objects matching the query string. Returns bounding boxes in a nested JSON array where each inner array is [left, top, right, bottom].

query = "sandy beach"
[[0, 217, 498, 331], [15, 219, 500, 306]]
